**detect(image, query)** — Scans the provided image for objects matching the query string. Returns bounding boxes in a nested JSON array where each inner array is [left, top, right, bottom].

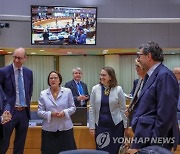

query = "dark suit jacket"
[[0, 64, 33, 119], [0, 85, 10, 139], [130, 79, 139, 96], [131, 64, 179, 150], [65, 80, 89, 107]]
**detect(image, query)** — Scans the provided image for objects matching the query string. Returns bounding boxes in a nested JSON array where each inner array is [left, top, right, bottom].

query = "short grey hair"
[[72, 67, 82, 74]]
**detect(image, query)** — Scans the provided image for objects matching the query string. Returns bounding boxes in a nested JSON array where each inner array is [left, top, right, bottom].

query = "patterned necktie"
[[18, 69, 26, 106], [77, 82, 84, 95]]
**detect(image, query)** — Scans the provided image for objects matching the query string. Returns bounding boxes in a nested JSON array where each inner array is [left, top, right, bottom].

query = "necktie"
[[142, 74, 149, 90], [77, 82, 84, 95], [18, 69, 26, 106]]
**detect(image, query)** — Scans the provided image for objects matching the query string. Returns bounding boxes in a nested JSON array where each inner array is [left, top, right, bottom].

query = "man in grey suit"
[[65, 67, 89, 107], [128, 42, 179, 154]]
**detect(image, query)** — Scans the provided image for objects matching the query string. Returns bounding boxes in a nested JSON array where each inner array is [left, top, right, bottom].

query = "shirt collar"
[[147, 62, 161, 77], [74, 79, 81, 84], [13, 63, 23, 72]]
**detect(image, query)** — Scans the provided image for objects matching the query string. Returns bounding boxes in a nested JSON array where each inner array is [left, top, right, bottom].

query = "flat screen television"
[[31, 5, 97, 45]]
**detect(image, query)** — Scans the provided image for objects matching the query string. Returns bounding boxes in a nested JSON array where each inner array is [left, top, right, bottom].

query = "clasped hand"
[[1, 110, 12, 124], [78, 95, 89, 101], [51, 111, 65, 117]]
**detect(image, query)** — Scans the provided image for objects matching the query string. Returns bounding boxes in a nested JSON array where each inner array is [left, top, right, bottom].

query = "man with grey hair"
[[65, 67, 89, 107], [128, 42, 179, 153]]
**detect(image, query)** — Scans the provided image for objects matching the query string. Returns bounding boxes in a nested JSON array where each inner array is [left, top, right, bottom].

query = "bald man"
[[0, 48, 33, 154]]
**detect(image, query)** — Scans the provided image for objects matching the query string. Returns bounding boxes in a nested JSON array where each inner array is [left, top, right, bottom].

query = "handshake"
[[1, 111, 12, 124]]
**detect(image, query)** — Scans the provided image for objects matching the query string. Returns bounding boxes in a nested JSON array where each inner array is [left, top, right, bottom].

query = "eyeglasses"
[[13, 56, 23, 60], [136, 52, 144, 58], [99, 74, 107, 76], [49, 77, 59, 80]]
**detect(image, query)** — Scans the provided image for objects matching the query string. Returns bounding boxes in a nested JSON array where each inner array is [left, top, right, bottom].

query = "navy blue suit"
[[65, 80, 89, 107], [131, 64, 179, 150], [0, 85, 7, 153], [0, 64, 33, 154], [130, 79, 139, 96]]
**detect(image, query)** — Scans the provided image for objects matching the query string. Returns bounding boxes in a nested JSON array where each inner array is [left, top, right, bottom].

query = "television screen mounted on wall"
[[31, 5, 97, 45]]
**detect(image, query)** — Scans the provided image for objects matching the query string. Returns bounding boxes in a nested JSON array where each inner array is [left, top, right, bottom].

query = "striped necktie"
[[77, 82, 84, 95]]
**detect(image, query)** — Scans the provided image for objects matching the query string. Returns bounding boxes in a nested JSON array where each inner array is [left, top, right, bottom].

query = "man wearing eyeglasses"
[[0, 47, 33, 154], [128, 42, 179, 154]]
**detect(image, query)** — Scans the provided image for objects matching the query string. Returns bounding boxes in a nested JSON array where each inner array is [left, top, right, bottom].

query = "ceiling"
[[0, 47, 180, 56]]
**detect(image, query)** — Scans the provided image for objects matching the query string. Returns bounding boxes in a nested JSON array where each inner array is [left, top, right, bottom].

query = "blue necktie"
[[18, 69, 26, 106], [77, 82, 84, 95]]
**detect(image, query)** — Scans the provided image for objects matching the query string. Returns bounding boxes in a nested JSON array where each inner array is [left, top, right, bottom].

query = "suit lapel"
[[10, 65, 16, 91], [47, 89, 57, 106], [72, 80, 79, 95], [137, 64, 163, 102], [129, 78, 143, 108]]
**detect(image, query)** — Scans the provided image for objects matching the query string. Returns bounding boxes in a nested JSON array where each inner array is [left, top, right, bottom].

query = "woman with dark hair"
[[89, 66, 127, 154], [37, 71, 77, 154]]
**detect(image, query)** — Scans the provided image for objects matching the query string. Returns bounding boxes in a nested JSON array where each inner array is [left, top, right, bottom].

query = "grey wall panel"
[[169, 0, 180, 18], [96, 23, 115, 48], [0, 0, 180, 18], [150, 0, 169, 17], [169, 24, 180, 48], [0, 21, 31, 48], [150, 24, 169, 47], [131, 24, 151, 47], [114, 24, 135, 48], [132, 0, 151, 18], [114, 0, 132, 18]]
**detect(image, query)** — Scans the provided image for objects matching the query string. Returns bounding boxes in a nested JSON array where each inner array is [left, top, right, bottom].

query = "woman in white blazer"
[[37, 71, 77, 154], [89, 66, 127, 154]]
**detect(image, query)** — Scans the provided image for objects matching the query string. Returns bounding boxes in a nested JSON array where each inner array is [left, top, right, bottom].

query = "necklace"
[[51, 88, 59, 99], [104, 86, 111, 96]]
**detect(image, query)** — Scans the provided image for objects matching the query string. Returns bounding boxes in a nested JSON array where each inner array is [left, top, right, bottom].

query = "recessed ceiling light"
[[67, 51, 72, 55], [39, 50, 45, 51], [0, 49, 4, 52], [30, 52, 36, 55], [7, 52, 12, 54], [102, 50, 108, 54]]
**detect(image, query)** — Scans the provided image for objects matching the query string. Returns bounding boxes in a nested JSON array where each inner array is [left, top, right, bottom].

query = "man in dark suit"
[[65, 67, 89, 107], [173, 67, 180, 112], [0, 47, 33, 154], [128, 42, 179, 154], [130, 59, 146, 96], [0, 85, 11, 153]]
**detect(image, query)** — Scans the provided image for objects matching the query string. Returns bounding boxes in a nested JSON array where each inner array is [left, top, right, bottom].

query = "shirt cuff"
[[1, 116, 3, 123]]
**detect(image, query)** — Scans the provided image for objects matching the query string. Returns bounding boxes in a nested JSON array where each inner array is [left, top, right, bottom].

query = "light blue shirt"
[[37, 87, 76, 132]]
